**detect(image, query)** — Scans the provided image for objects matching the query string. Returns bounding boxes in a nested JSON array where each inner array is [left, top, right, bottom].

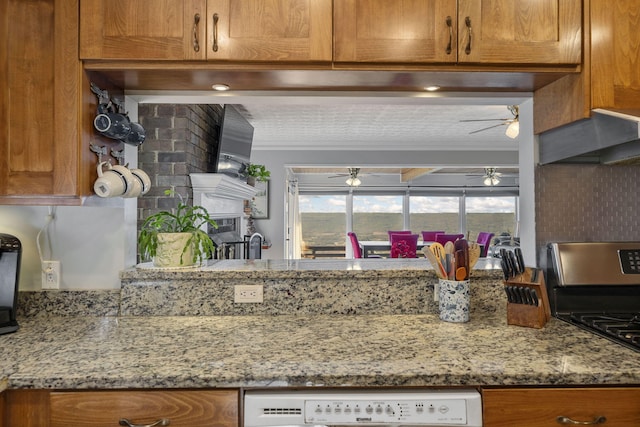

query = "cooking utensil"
[[429, 242, 446, 264], [454, 248, 467, 281], [529, 288, 539, 306], [423, 247, 447, 279], [454, 239, 470, 280], [507, 250, 519, 279], [444, 241, 455, 255], [467, 242, 481, 269]]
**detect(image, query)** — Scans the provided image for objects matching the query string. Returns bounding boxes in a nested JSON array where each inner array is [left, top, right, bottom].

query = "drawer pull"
[[119, 418, 170, 427], [557, 416, 607, 425], [445, 16, 453, 54], [192, 13, 201, 52], [212, 13, 219, 52]]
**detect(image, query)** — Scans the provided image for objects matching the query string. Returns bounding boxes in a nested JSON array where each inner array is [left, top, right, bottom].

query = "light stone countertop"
[[2, 312, 640, 390], [4, 257, 640, 391]]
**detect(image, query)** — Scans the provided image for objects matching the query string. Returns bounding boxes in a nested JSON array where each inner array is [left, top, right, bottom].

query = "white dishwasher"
[[244, 389, 483, 427]]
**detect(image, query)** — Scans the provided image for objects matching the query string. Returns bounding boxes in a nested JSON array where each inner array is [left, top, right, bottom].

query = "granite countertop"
[[4, 258, 640, 392], [2, 312, 640, 390]]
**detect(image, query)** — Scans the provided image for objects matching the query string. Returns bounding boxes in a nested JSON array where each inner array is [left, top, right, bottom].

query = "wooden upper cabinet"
[[334, 0, 458, 63], [80, 0, 206, 60], [335, 0, 581, 65], [0, 0, 87, 204], [80, 0, 332, 62], [206, 0, 332, 61], [458, 0, 582, 64]]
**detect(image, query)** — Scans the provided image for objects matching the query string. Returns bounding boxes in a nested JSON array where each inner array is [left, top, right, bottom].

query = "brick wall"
[[137, 104, 222, 225], [535, 164, 640, 251]]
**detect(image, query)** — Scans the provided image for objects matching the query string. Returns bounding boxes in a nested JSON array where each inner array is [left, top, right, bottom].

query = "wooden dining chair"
[[390, 233, 419, 258]]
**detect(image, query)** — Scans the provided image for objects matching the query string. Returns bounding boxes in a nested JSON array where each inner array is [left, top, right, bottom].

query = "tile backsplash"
[[536, 164, 640, 249]]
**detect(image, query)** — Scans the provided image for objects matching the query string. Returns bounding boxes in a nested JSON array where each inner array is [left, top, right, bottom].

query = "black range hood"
[[539, 110, 640, 165]]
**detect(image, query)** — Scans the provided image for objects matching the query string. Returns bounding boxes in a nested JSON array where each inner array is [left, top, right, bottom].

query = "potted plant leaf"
[[138, 189, 218, 267], [245, 163, 270, 186]]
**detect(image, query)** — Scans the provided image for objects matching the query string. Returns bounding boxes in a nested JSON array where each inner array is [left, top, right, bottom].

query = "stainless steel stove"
[[546, 242, 640, 352]]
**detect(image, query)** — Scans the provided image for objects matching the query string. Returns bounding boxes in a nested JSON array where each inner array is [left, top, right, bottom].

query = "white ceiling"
[[130, 91, 529, 187]]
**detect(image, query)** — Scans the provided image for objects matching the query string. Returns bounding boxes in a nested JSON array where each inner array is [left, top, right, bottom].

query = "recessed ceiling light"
[[211, 83, 230, 91], [424, 85, 441, 92]]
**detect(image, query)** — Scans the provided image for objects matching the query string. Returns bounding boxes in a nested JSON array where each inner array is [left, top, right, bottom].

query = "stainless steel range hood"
[[539, 110, 640, 165]]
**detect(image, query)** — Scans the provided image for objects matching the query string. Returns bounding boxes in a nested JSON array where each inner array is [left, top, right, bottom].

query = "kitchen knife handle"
[[556, 415, 606, 425], [212, 13, 219, 52], [514, 247, 525, 274]]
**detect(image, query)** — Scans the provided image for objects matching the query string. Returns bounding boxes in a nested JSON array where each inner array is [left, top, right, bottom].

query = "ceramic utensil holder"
[[438, 279, 470, 323]]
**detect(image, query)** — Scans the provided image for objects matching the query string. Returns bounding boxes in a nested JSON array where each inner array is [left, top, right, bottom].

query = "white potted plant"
[[138, 190, 218, 267]]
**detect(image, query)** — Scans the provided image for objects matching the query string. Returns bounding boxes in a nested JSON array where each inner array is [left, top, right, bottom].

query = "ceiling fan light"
[[346, 177, 361, 187], [505, 121, 520, 139], [483, 176, 492, 186]]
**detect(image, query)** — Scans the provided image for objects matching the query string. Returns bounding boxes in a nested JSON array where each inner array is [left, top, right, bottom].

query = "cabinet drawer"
[[50, 390, 239, 427], [483, 388, 640, 427]]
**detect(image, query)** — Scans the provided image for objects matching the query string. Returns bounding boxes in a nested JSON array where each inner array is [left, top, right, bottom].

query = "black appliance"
[[214, 105, 254, 178], [0, 233, 22, 335], [545, 242, 640, 352]]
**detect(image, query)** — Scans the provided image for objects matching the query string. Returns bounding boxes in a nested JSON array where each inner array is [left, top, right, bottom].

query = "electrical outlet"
[[42, 261, 60, 289], [234, 284, 263, 303]]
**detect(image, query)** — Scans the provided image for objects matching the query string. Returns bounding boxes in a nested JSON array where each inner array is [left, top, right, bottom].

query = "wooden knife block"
[[504, 268, 551, 329]]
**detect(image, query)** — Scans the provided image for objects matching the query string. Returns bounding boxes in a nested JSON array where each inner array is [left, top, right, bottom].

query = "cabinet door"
[[80, 0, 207, 60], [0, 0, 83, 202], [458, 0, 581, 64], [483, 388, 640, 427], [205, 0, 332, 61], [50, 389, 239, 427], [334, 0, 458, 63]]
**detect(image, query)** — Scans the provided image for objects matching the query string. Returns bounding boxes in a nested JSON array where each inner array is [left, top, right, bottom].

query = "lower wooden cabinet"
[[483, 387, 640, 427], [50, 390, 239, 427], [4, 389, 239, 427]]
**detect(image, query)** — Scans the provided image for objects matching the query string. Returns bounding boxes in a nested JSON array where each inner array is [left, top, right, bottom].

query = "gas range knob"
[[385, 405, 393, 415], [366, 406, 373, 414]]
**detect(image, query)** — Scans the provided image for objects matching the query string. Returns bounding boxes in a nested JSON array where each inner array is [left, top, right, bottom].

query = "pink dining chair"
[[390, 233, 419, 258], [387, 230, 412, 242], [435, 233, 464, 246], [347, 232, 363, 258], [421, 230, 445, 241], [476, 232, 495, 257]]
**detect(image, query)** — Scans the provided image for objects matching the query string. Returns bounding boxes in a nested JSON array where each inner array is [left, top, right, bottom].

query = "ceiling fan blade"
[[469, 123, 508, 134]]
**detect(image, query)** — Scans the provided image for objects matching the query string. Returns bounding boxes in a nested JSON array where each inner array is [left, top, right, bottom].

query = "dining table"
[[359, 240, 431, 258]]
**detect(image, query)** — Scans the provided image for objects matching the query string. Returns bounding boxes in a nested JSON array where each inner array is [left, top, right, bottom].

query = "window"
[[299, 195, 346, 258], [465, 196, 517, 241], [353, 195, 403, 241], [410, 196, 460, 233]]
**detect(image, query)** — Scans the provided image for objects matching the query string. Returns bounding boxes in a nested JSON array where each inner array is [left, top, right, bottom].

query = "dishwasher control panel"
[[244, 389, 482, 427]]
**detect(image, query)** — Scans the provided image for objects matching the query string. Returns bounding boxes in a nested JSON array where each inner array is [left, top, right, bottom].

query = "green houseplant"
[[245, 163, 270, 185], [138, 190, 218, 267]]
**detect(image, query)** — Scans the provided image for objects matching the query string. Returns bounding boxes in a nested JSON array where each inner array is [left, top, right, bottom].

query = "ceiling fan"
[[482, 167, 502, 186], [328, 167, 363, 186], [460, 105, 519, 138]]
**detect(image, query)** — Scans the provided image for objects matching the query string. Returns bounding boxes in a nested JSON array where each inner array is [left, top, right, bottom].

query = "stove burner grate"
[[569, 312, 640, 351]]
